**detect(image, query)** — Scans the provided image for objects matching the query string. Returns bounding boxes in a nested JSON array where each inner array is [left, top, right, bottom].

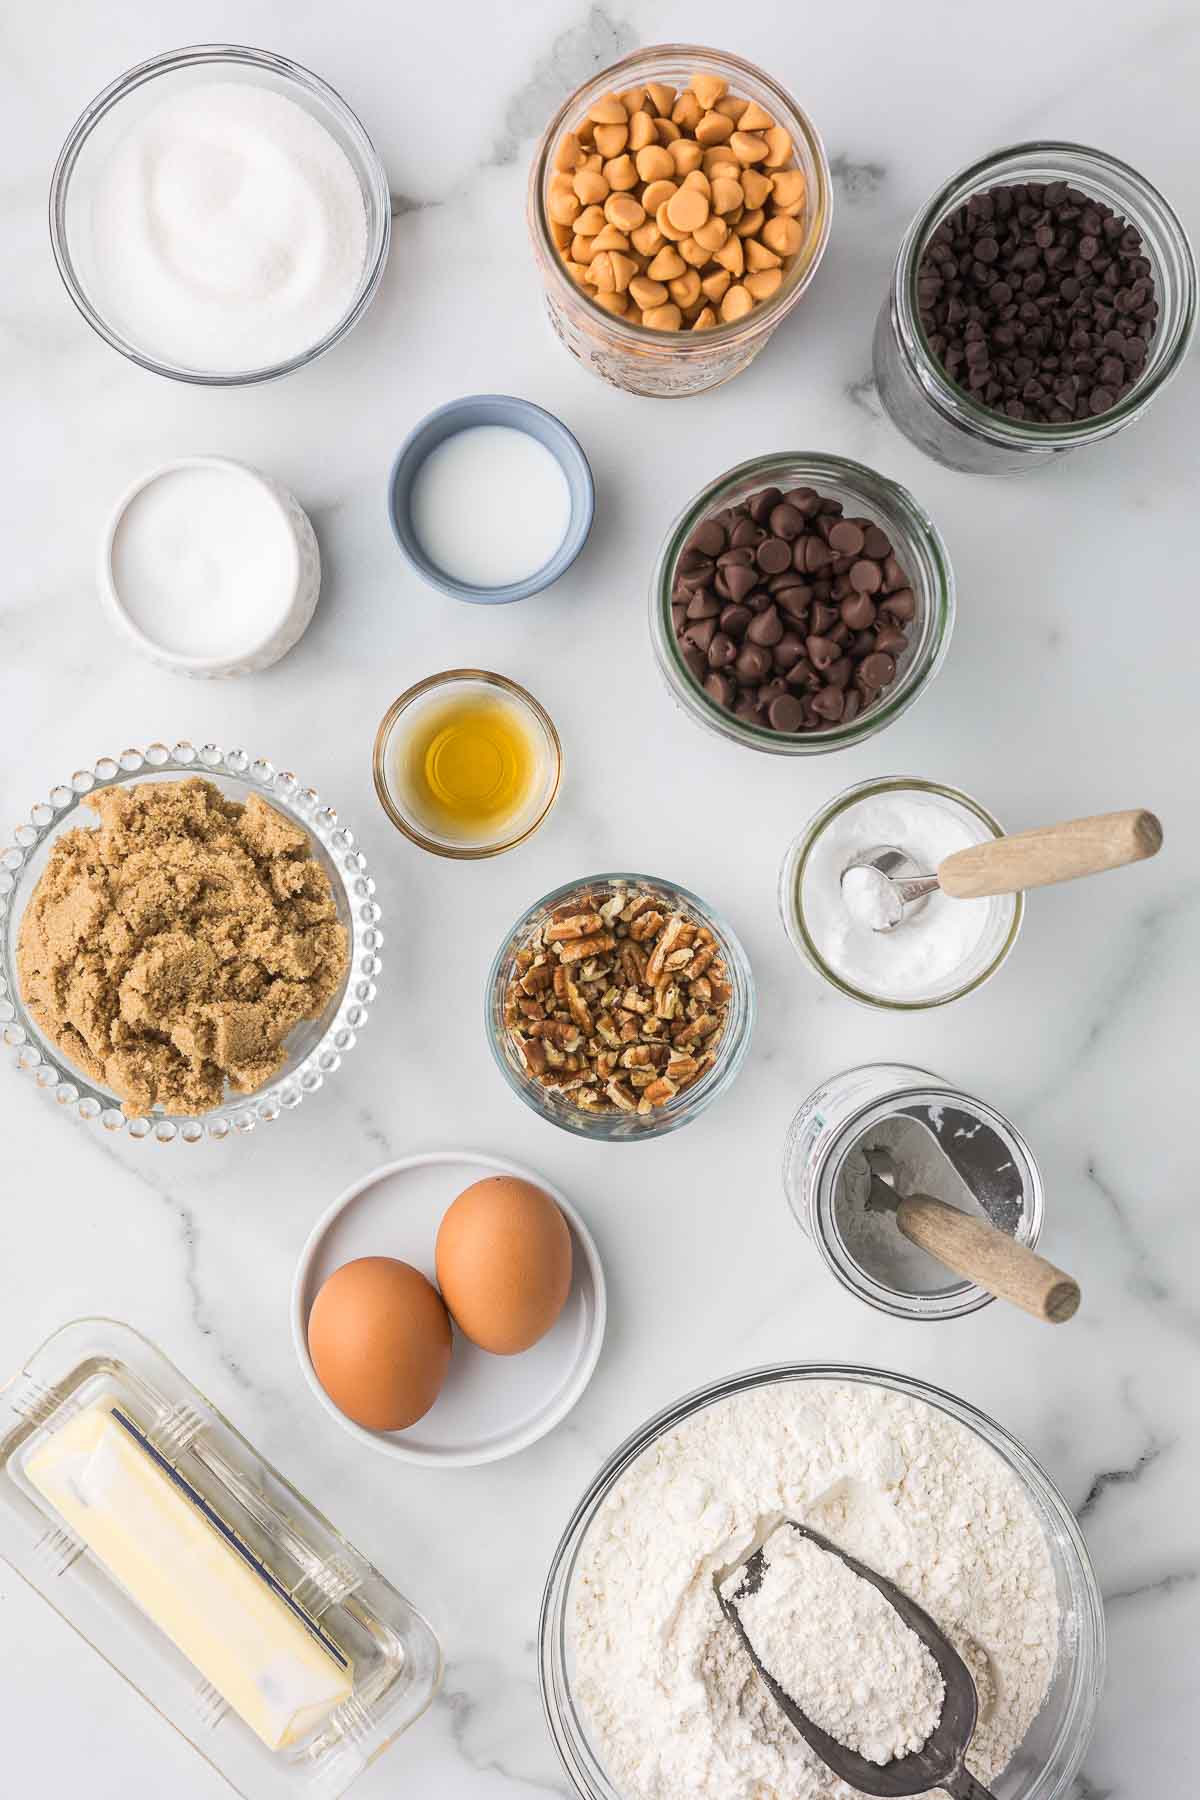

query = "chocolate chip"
[[848, 559, 883, 595], [672, 483, 914, 734], [859, 651, 896, 688], [735, 642, 772, 682], [687, 520, 727, 557], [840, 592, 876, 630], [747, 605, 784, 646], [724, 564, 758, 603], [768, 693, 805, 732], [756, 537, 793, 575]]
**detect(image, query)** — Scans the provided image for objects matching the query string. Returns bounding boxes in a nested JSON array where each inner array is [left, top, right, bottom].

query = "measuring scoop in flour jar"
[[717, 1521, 999, 1798]]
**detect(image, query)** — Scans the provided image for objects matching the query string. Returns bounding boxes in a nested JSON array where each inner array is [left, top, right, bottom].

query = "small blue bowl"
[[388, 395, 595, 604]]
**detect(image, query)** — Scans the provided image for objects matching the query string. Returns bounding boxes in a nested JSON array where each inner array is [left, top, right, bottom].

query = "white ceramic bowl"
[[99, 458, 321, 677], [291, 1151, 607, 1467]]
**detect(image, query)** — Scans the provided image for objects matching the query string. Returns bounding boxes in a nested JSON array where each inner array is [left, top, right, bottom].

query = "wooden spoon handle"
[[938, 808, 1162, 899], [895, 1194, 1081, 1323]]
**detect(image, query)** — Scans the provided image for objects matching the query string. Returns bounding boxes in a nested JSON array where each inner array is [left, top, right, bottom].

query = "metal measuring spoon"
[[840, 807, 1162, 933], [717, 1522, 998, 1799]]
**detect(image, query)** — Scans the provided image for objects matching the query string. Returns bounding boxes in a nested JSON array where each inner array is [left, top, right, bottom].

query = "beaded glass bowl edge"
[[0, 742, 381, 1141]]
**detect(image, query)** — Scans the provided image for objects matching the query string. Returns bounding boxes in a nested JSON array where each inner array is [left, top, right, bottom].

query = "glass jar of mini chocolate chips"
[[650, 454, 954, 754], [874, 142, 1196, 473], [528, 46, 832, 398]]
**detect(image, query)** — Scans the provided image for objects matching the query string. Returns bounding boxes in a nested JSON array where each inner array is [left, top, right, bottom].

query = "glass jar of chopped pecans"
[[527, 46, 832, 397], [486, 873, 755, 1140]]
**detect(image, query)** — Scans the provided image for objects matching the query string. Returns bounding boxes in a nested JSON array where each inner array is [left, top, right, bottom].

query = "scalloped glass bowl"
[[0, 742, 381, 1141]]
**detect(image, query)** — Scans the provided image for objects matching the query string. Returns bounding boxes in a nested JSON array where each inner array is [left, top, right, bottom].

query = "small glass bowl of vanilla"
[[372, 670, 563, 858]]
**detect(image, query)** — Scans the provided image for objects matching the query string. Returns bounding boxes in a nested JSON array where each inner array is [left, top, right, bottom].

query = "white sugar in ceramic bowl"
[[99, 457, 321, 677], [292, 1151, 607, 1467]]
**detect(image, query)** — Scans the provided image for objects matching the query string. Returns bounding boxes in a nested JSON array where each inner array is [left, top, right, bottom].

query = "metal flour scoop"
[[718, 1522, 998, 1799]]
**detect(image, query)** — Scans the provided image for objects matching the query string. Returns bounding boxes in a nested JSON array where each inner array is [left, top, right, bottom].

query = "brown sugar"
[[16, 778, 349, 1117]]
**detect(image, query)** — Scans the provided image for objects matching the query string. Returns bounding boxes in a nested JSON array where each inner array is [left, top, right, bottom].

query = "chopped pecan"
[[557, 932, 616, 963], [688, 942, 717, 979], [606, 1077, 638, 1112], [642, 1077, 678, 1107], [628, 907, 664, 941], [644, 914, 687, 984], [546, 910, 604, 942]]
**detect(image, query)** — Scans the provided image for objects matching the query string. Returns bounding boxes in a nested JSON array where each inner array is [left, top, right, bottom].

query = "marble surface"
[[1, 1, 1197, 1795]]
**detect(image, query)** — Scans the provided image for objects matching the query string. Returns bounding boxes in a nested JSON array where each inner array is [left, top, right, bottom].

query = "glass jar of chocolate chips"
[[650, 453, 954, 757], [873, 142, 1196, 474]]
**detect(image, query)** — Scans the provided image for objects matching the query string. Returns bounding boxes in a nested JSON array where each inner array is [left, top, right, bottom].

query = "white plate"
[[291, 1151, 606, 1467]]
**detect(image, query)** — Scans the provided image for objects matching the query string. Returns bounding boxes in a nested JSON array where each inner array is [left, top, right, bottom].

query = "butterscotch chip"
[[710, 175, 744, 215], [763, 125, 793, 167], [669, 269, 702, 308], [589, 93, 627, 125], [671, 90, 702, 130], [605, 192, 645, 231], [678, 235, 712, 269], [593, 122, 628, 157], [654, 117, 681, 145], [628, 109, 656, 151], [720, 283, 754, 321], [693, 214, 730, 253], [17, 779, 348, 1118], [604, 153, 639, 192], [643, 302, 683, 329], [741, 168, 774, 210], [593, 289, 629, 315], [648, 245, 686, 281], [762, 213, 803, 257], [692, 305, 718, 329], [734, 208, 766, 239], [695, 111, 734, 147], [730, 131, 768, 164], [745, 237, 782, 271], [701, 267, 732, 303], [631, 220, 665, 257], [745, 267, 783, 300], [714, 235, 745, 276], [667, 186, 709, 232], [629, 274, 669, 308], [656, 200, 687, 242], [770, 168, 807, 213], [667, 137, 703, 176], [738, 100, 775, 132], [590, 223, 630, 253], [575, 204, 606, 236], [635, 143, 674, 184], [691, 73, 728, 110], [641, 178, 678, 214], [573, 168, 609, 205]]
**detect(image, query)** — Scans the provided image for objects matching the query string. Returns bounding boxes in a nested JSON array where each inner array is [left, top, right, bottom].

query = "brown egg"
[[307, 1257, 452, 1430], [436, 1177, 573, 1355]]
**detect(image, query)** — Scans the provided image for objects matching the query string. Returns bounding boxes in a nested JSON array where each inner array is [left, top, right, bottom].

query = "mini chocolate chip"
[[809, 602, 837, 634], [880, 555, 908, 591], [861, 525, 893, 559], [707, 631, 737, 668], [776, 584, 812, 619], [842, 690, 861, 722], [758, 678, 789, 706], [784, 486, 821, 514], [717, 545, 756, 567], [719, 604, 752, 637], [682, 645, 707, 680], [704, 671, 736, 707], [825, 656, 853, 689], [799, 536, 833, 573], [731, 518, 764, 549], [787, 658, 821, 691], [806, 634, 837, 671], [747, 604, 784, 646], [733, 693, 764, 722], [678, 548, 714, 578], [773, 631, 805, 671]]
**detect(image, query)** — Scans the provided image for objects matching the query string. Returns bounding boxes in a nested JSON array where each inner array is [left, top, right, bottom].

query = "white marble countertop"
[[2, 2, 1197, 1795]]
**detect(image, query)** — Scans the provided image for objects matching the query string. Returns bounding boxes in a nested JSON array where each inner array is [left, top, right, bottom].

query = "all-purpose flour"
[[727, 1525, 945, 1765], [572, 1380, 1058, 1800]]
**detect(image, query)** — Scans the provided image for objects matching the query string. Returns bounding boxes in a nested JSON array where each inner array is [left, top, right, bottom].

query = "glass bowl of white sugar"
[[539, 1364, 1104, 1800], [779, 775, 1024, 1009], [50, 45, 391, 384]]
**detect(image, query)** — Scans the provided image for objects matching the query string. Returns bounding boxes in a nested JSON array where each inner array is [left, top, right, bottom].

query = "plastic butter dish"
[[0, 1319, 441, 1797]]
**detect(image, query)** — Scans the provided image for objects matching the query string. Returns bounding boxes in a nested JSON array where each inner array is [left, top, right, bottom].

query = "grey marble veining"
[[2, 0, 1198, 1796]]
